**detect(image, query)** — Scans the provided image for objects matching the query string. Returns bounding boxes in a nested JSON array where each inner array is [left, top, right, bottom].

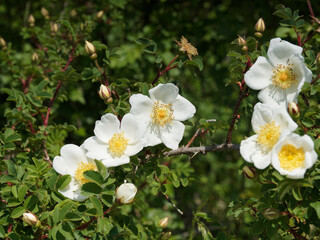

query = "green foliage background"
[[1, 0, 320, 239]]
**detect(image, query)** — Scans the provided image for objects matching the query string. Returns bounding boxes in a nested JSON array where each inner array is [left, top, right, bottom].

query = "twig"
[[294, 28, 301, 46], [43, 140, 52, 166], [163, 193, 184, 215], [61, 39, 79, 72], [307, 0, 315, 18], [225, 87, 249, 144], [164, 143, 239, 156], [301, 31, 317, 47], [44, 81, 62, 126], [311, 74, 320, 85], [94, 60, 109, 86], [152, 55, 179, 85]]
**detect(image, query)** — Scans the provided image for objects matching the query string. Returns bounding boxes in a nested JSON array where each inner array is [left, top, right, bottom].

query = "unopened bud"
[[41, 7, 50, 19], [262, 208, 281, 220], [237, 36, 246, 46], [242, 166, 257, 179], [254, 32, 263, 38], [50, 22, 59, 34], [242, 45, 248, 51], [287, 101, 300, 118], [0, 37, 6, 47], [97, 10, 104, 19], [160, 232, 172, 240], [31, 52, 39, 62], [22, 212, 40, 226], [98, 84, 111, 100], [85, 41, 96, 55], [255, 18, 265, 33], [28, 14, 35, 27], [105, 97, 113, 104], [116, 182, 137, 204], [159, 217, 169, 228]]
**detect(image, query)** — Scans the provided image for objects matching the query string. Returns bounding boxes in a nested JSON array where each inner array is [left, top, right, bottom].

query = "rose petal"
[[171, 95, 196, 121], [159, 121, 185, 150], [244, 56, 273, 90], [149, 83, 179, 103], [94, 113, 120, 143]]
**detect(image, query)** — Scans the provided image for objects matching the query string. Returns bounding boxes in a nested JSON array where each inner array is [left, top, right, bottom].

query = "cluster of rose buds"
[[98, 84, 113, 103], [85, 41, 97, 59]]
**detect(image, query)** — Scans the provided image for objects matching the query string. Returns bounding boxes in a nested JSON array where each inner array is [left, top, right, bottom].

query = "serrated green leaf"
[[83, 170, 104, 185], [11, 206, 26, 218], [4, 160, 16, 175], [81, 182, 102, 195], [90, 196, 103, 216], [56, 175, 71, 190]]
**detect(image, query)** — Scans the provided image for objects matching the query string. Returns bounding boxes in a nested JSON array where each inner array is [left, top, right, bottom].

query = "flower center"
[[150, 100, 174, 127], [108, 132, 129, 157], [278, 144, 305, 172], [272, 64, 297, 89], [74, 161, 97, 185], [256, 121, 280, 152]]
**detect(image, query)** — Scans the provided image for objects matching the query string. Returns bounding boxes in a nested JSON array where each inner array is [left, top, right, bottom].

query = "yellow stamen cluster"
[[257, 121, 280, 152], [150, 100, 174, 127], [272, 64, 297, 89], [108, 132, 129, 157], [278, 144, 305, 172], [74, 162, 97, 185], [176, 36, 198, 60]]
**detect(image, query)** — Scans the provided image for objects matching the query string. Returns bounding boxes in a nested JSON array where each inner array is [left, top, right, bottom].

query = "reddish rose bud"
[[287, 101, 300, 118], [159, 217, 169, 228], [237, 36, 247, 46]]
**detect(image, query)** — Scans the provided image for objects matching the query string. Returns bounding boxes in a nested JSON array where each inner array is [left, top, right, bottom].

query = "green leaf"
[[56, 175, 71, 190], [83, 170, 104, 185], [4, 160, 16, 175], [18, 185, 28, 202], [136, 38, 152, 45], [90, 196, 103, 216], [310, 202, 320, 219], [81, 182, 102, 196], [24, 195, 38, 212], [11, 206, 26, 218], [59, 202, 74, 221], [185, 59, 203, 71], [94, 160, 108, 180]]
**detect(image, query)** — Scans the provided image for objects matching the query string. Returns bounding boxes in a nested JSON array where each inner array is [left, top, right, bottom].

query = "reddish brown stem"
[[307, 0, 315, 18], [44, 81, 62, 126], [61, 40, 79, 72], [226, 87, 249, 144], [294, 28, 301, 46], [311, 74, 320, 85], [75, 207, 112, 230], [152, 55, 179, 85], [301, 31, 317, 47]]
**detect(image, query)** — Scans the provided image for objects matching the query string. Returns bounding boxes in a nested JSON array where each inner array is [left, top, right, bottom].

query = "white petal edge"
[[251, 103, 273, 133], [160, 121, 185, 150], [94, 113, 120, 143], [53, 144, 87, 175], [58, 179, 88, 201], [171, 95, 196, 121], [129, 94, 154, 122], [142, 124, 162, 147], [244, 56, 273, 90], [267, 38, 303, 66], [101, 154, 130, 168], [240, 135, 258, 163], [83, 136, 109, 161], [121, 113, 145, 144], [149, 83, 179, 103]]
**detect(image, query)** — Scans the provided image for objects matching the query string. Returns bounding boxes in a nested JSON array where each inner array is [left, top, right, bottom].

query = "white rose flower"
[[116, 182, 137, 204], [244, 38, 312, 107], [271, 133, 318, 179], [129, 83, 196, 150], [83, 113, 145, 167], [53, 144, 98, 201], [240, 103, 298, 169]]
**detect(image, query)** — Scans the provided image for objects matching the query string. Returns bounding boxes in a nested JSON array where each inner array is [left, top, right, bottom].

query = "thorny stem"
[[225, 87, 249, 144], [61, 39, 79, 72], [154, 175, 184, 215], [301, 31, 317, 47], [152, 54, 179, 85], [44, 81, 62, 126], [164, 143, 239, 157]]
